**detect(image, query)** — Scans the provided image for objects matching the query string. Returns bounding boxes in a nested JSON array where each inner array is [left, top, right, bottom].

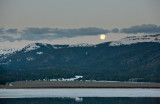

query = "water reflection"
[[62, 97, 83, 102], [74, 97, 83, 102], [0, 97, 160, 104]]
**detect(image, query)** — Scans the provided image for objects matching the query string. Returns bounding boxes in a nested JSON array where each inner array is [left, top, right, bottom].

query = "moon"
[[100, 34, 106, 40]]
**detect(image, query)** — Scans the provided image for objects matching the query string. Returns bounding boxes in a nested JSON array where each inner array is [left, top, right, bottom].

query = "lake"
[[0, 89, 160, 104]]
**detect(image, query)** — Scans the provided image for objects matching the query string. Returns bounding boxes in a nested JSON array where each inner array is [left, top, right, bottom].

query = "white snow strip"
[[0, 47, 19, 55], [109, 34, 160, 46], [24, 44, 40, 52], [36, 52, 43, 55], [69, 43, 94, 47], [0, 89, 160, 98]]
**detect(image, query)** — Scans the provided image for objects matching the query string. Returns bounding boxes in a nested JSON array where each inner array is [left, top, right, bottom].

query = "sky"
[[0, 0, 160, 48]]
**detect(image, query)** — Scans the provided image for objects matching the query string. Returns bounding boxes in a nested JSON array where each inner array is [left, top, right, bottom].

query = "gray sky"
[[0, 0, 160, 48]]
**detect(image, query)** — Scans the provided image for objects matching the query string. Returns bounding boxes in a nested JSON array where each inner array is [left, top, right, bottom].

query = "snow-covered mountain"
[[0, 34, 160, 56], [0, 47, 19, 55], [0, 34, 160, 71], [23, 43, 41, 52], [1, 34, 160, 83], [109, 34, 160, 46]]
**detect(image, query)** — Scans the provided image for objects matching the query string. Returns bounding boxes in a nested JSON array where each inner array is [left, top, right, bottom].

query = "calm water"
[[0, 97, 160, 104], [0, 89, 160, 104]]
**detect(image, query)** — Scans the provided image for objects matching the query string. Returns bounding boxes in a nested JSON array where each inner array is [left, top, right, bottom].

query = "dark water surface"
[[0, 97, 160, 104]]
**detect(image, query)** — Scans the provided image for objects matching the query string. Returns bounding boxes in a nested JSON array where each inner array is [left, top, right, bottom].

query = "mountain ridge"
[[1, 34, 160, 55], [0, 34, 160, 83], [109, 34, 160, 46]]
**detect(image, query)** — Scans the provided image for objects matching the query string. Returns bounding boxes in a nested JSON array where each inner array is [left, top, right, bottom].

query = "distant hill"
[[0, 34, 160, 82]]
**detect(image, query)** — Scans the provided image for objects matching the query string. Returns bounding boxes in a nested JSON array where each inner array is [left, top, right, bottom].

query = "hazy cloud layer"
[[121, 24, 160, 34], [0, 28, 5, 34], [21, 27, 109, 41], [112, 28, 119, 33], [0, 24, 160, 42], [6, 29, 18, 34], [0, 36, 15, 42]]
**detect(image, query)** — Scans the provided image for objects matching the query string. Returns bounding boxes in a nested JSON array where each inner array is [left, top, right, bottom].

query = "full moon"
[[100, 34, 106, 40]]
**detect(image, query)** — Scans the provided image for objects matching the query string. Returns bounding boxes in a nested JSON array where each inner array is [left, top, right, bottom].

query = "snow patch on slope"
[[52, 46, 63, 49], [0, 59, 12, 65], [24, 43, 40, 52], [36, 52, 43, 55], [0, 47, 19, 55], [69, 43, 94, 47], [26, 57, 34, 61], [109, 34, 160, 46]]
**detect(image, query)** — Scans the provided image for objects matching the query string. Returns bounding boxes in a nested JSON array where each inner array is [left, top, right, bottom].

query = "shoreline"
[[1, 87, 160, 89], [1, 81, 160, 89]]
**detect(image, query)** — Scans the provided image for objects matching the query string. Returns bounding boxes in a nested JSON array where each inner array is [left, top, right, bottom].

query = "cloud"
[[0, 36, 15, 42], [21, 27, 109, 41], [23, 28, 52, 34], [112, 28, 119, 33], [120, 24, 160, 34], [52, 27, 109, 38], [6, 29, 18, 34], [0, 28, 5, 34], [21, 28, 53, 41], [0, 24, 160, 42]]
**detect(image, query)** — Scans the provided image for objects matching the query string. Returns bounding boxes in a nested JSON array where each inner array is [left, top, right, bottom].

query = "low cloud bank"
[[0, 24, 160, 42]]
